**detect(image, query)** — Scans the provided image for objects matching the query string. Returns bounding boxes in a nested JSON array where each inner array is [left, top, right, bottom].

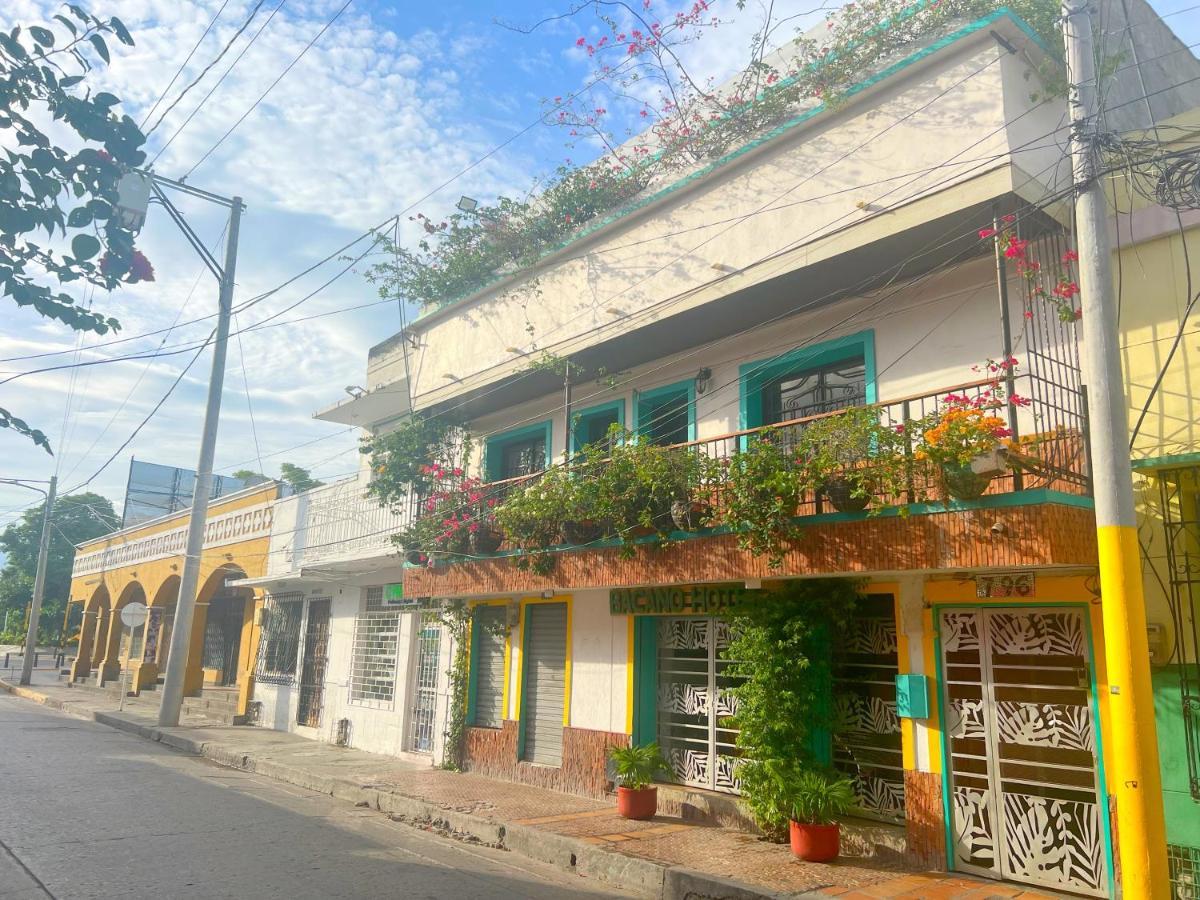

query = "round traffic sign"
[[120, 601, 149, 628]]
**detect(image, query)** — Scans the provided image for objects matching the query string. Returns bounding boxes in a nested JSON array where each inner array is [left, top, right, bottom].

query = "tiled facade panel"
[[406, 503, 1099, 597], [464, 722, 629, 799]]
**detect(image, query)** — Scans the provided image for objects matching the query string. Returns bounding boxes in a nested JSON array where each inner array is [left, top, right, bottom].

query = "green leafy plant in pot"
[[786, 768, 855, 862], [796, 405, 910, 513], [494, 466, 568, 575], [608, 742, 671, 820]]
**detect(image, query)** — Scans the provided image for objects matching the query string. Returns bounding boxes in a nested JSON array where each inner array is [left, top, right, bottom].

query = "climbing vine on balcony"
[[366, 0, 1065, 313]]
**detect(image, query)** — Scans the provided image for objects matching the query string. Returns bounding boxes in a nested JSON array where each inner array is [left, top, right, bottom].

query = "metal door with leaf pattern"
[[939, 607, 1108, 896], [656, 617, 744, 793]]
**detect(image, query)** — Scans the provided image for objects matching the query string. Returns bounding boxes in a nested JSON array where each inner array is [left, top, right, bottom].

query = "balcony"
[[402, 370, 1098, 599], [287, 472, 416, 571]]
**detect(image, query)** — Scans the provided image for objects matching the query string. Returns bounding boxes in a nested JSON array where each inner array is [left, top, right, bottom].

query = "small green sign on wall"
[[895, 673, 930, 719]]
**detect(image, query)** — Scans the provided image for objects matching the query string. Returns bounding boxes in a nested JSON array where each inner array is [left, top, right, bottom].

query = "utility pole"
[[19, 475, 56, 686], [1062, 1, 1168, 895], [157, 197, 244, 728]]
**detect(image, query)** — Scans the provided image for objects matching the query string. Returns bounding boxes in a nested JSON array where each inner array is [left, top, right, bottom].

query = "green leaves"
[[0, 407, 52, 454], [2, 9, 145, 448], [88, 34, 109, 64], [70, 233, 100, 260]]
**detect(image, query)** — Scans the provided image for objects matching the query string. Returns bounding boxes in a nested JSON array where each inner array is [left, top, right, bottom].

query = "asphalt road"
[[0, 695, 632, 900]]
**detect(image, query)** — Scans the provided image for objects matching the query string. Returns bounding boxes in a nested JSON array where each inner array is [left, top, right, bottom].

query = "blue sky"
[[0, 0, 1197, 530]]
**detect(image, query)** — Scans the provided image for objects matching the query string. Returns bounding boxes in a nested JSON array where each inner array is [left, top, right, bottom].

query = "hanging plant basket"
[[470, 526, 504, 555], [403, 548, 428, 566], [671, 499, 712, 531], [941, 463, 993, 501], [820, 477, 870, 513], [562, 519, 604, 545]]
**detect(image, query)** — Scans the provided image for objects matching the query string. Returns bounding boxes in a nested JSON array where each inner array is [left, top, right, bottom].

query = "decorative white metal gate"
[[940, 607, 1107, 896], [408, 613, 441, 753], [656, 617, 743, 793]]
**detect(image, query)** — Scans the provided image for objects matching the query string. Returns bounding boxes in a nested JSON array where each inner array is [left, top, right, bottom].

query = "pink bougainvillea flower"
[[576, 36, 586, 46], [1062, 249, 1079, 263], [978, 227, 997, 239]]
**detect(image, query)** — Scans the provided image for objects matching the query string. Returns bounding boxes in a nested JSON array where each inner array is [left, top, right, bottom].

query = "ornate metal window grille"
[[348, 586, 401, 708], [1169, 843, 1200, 899], [762, 358, 866, 425], [1157, 466, 1200, 802], [255, 592, 304, 684], [409, 612, 441, 753]]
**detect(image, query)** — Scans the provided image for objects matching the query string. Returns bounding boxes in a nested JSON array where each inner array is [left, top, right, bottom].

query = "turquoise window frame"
[[738, 329, 877, 430], [633, 380, 696, 444], [570, 400, 625, 456], [485, 420, 553, 482]]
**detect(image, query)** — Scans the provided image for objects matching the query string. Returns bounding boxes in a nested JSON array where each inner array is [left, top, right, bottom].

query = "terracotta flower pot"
[[616, 785, 658, 820], [789, 820, 840, 862]]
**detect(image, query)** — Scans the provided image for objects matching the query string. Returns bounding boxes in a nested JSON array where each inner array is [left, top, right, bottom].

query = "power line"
[[139, 0, 233, 131], [183, 0, 355, 178], [145, 0, 270, 137], [149, 0, 288, 165]]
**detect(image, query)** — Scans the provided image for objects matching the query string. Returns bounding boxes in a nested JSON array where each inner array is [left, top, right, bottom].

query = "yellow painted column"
[[70, 610, 97, 681], [96, 608, 123, 684], [183, 601, 210, 697], [1098, 526, 1169, 895]]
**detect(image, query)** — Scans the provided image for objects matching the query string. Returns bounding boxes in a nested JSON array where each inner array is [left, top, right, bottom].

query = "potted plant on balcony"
[[608, 741, 671, 820], [560, 438, 611, 545], [786, 769, 856, 862], [592, 430, 694, 553], [494, 466, 568, 575], [915, 396, 1012, 501], [796, 405, 909, 513], [724, 432, 803, 569]]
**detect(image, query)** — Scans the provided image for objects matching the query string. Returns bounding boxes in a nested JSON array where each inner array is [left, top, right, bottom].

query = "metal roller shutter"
[[522, 603, 567, 766], [474, 606, 506, 727]]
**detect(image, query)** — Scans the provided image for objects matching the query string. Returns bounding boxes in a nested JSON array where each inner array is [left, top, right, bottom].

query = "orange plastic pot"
[[616, 786, 658, 820], [789, 821, 840, 862]]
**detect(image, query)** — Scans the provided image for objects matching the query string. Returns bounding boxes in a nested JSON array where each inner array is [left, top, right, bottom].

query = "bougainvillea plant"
[[980, 219, 1082, 323], [372, 0, 1069, 314], [393, 464, 494, 563], [1, 7, 151, 449], [912, 358, 1030, 470]]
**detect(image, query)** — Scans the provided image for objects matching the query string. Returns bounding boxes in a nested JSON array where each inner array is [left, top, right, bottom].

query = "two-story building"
[[227, 1, 1200, 897]]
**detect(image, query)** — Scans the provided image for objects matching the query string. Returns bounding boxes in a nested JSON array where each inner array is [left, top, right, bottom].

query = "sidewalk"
[[1, 676, 1060, 900]]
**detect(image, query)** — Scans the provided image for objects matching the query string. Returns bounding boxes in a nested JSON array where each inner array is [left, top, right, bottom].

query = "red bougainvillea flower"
[[1062, 249, 1079, 263], [978, 227, 997, 239], [1002, 214, 1016, 224], [129, 250, 155, 282]]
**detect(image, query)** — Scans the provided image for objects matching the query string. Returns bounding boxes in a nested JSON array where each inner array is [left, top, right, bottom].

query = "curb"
[[2, 679, 797, 899]]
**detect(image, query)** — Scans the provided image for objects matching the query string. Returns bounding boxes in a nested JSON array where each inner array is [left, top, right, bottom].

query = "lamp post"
[[114, 171, 246, 728], [1, 477, 55, 686]]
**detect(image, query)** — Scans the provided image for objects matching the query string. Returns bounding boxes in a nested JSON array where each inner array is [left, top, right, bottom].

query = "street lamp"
[[115, 169, 247, 728], [1, 477, 55, 687]]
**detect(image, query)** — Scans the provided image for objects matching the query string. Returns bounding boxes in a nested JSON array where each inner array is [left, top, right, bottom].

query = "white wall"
[[382, 25, 1060, 416], [569, 590, 629, 735], [464, 254, 1034, 472]]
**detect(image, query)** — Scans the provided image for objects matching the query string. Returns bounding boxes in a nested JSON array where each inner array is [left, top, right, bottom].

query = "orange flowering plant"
[[912, 358, 1029, 498]]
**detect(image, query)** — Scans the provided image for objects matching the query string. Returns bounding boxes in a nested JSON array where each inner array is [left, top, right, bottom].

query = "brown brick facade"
[[904, 770, 947, 870], [464, 721, 629, 799], [406, 502, 1098, 598]]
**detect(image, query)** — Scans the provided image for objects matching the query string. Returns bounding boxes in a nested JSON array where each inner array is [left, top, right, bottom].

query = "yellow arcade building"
[[67, 482, 280, 716]]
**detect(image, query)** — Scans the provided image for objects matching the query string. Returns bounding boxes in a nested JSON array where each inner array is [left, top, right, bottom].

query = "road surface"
[[0, 695, 632, 899]]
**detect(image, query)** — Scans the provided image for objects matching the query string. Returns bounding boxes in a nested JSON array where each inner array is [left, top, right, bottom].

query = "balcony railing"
[[296, 472, 416, 567], [410, 370, 1090, 562]]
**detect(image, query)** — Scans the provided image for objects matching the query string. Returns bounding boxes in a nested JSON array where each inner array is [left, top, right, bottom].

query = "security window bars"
[[348, 586, 401, 708], [256, 593, 304, 684]]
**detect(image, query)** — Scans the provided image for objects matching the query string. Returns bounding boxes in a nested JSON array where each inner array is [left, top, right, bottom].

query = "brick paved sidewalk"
[[2, 676, 1062, 899]]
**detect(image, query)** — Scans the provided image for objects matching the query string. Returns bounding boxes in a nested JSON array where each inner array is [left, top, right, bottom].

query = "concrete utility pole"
[[20, 475, 56, 686], [158, 198, 244, 728], [1061, 1, 1168, 895]]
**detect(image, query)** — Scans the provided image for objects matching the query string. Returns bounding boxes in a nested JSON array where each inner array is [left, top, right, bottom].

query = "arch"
[[97, 581, 145, 684], [182, 565, 254, 696], [148, 574, 180, 671], [71, 584, 110, 682]]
